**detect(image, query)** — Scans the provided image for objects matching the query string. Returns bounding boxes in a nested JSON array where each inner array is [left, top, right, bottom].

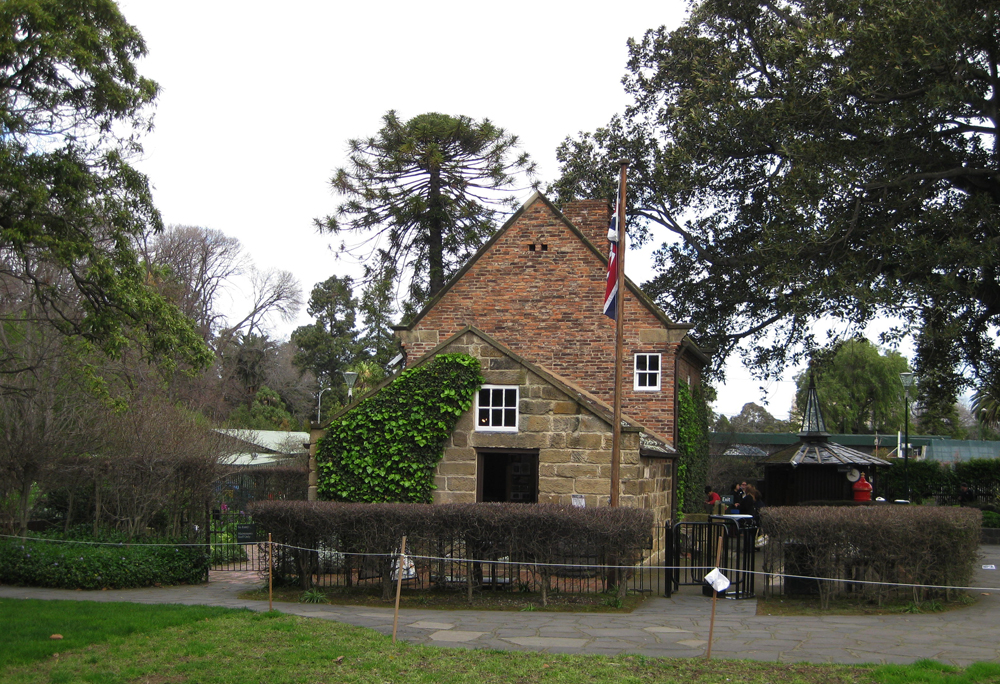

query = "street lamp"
[[342, 371, 359, 402], [899, 371, 916, 502], [316, 387, 330, 424]]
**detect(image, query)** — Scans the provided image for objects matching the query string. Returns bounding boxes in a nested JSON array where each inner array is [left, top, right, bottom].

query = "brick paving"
[[3, 545, 999, 666]]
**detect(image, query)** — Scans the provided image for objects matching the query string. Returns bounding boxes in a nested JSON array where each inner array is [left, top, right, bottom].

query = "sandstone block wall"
[[429, 332, 672, 524]]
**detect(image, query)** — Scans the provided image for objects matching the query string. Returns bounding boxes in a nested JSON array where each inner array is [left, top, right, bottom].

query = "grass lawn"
[[0, 599, 238, 669], [3, 599, 1000, 684]]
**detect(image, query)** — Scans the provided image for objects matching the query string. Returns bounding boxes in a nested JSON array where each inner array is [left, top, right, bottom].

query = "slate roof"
[[763, 441, 892, 467], [761, 375, 891, 468]]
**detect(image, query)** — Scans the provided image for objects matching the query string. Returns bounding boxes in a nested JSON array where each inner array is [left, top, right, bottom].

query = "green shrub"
[[0, 536, 209, 589], [982, 510, 1000, 528]]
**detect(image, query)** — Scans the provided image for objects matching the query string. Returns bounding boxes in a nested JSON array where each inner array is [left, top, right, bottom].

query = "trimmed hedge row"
[[877, 457, 1000, 505], [251, 501, 654, 600], [761, 506, 980, 609], [0, 538, 209, 589]]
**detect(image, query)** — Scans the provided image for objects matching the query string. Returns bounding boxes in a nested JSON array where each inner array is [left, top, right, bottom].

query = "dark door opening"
[[477, 451, 538, 503]]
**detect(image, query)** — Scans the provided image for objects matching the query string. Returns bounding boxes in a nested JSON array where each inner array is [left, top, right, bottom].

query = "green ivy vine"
[[316, 353, 484, 503], [676, 380, 710, 516]]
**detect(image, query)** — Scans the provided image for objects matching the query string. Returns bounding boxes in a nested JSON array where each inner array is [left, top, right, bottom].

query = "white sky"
[[116, 0, 826, 419]]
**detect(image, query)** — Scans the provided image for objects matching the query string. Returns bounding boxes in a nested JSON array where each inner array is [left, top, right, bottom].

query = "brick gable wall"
[[399, 197, 699, 444]]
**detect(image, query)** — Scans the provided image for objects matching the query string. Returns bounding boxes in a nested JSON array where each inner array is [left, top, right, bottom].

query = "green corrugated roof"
[[710, 432, 946, 447]]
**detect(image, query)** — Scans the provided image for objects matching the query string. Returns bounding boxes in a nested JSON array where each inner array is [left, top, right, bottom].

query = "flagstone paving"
[[2, 545, 999, 666]]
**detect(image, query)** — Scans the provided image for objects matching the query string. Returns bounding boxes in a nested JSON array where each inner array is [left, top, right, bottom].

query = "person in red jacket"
[[704, 486, 721, 513]]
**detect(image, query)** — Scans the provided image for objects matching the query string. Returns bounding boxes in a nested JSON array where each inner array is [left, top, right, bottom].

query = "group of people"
[[703, 481, 764, 521]]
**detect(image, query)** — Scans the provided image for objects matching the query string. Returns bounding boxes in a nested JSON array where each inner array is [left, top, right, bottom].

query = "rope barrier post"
[[268, 533, 273, 612], [392, 536, 407, 644], [706, 533, 724, 660]]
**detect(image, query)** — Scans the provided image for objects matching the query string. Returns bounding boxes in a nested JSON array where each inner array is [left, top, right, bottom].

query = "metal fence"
[[210, 519, 758, 600], [207, 511, 261, 572], [667, 517, 757, 599], [211, 522, 673, 596]]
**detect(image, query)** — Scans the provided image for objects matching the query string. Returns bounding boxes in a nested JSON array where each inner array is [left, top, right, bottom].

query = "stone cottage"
[[309, 192, 707, 525]]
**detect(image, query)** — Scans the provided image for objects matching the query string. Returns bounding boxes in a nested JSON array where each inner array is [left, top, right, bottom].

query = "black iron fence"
[[667, 517, 757, 599], [210, 518, 758, 600], [257, 527, 673, 596]]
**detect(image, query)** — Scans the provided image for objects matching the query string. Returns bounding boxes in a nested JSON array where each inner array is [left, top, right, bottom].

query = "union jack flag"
[[603, 187, 620, 320]]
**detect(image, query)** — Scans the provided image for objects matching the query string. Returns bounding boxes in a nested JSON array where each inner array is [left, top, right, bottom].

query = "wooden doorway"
[[477, 451, 538, 503]]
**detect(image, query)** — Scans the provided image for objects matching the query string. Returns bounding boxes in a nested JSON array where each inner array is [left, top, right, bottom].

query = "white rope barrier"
[[5, 533, 998, 594]]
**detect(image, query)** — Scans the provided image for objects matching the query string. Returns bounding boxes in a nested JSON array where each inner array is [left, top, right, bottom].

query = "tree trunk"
[[64, 489, 74, 533], [17, 478, 32, 538], [426, 167, 445, 297], [93, 478, 102, 538]]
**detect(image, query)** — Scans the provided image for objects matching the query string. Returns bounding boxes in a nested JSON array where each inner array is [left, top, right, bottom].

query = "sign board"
[[571, 494, 586, 508], [236, 524, 257, 544], [721, 495, 734, 505]]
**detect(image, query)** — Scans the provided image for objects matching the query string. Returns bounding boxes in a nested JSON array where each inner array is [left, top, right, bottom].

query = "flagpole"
[[610, 161, 628, 507]]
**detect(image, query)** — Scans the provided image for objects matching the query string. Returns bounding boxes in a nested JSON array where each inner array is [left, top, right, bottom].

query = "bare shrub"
[[761, 506, 981, 608], [251, 501, 653, 601]]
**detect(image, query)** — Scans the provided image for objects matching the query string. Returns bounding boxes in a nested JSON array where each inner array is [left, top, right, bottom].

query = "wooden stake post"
[[705, 533, 724, 660], [392, 536, 407, 643], [268, 533, 273, 612]]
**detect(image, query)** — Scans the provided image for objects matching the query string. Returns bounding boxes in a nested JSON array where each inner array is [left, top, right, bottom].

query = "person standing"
[[704, 486, 721, 514]]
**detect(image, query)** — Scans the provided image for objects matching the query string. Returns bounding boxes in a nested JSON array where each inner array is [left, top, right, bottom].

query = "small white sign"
[[571, 494, 585, 508], [704, 568, 730, 593], [983, 565, 996, 570]]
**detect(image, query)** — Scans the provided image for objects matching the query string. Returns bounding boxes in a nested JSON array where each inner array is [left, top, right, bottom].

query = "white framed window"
[[476, 385, 519, 431], [634, 353, 661, 391]]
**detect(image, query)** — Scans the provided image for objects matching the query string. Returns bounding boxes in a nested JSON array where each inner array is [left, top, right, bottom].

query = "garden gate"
[[207, 510, 263, 572], [666, 517, 756, 599]]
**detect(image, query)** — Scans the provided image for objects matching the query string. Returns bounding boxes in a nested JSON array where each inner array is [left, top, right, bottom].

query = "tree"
[[0, 328, 99, 536], [793, 339, 909, 434], [227, 385, 296, 431], [552, 0, 1000, 397], [0, 0, 209, 374], [291, 276, 363, 392], [727, 403, 794, 434], [141, 225, 246, 340], [319, 111, 536, 316]]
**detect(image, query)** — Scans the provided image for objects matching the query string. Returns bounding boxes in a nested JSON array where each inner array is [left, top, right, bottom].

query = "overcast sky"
[[117, 0, 809, 418]]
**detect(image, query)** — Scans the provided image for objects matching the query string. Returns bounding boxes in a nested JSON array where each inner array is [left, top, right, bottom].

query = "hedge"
[[0, 537, 209, 589], [760, 506, 980, 609], [251, 501, 653, 602], [876, 457, 1000, 504]]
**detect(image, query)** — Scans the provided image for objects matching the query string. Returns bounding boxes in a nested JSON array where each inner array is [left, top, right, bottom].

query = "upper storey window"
[[476, 385, 519, 431], [634, 353, 661, 391]]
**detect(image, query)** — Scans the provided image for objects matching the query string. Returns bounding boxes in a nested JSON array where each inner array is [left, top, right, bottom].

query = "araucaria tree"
[[553, 0, 1000, 405], [319, 111, 536, 315]]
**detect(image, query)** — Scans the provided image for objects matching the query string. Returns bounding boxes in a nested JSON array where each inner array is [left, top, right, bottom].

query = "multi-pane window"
[[634, 353, 661, 391], [476, 385, 519, 431]]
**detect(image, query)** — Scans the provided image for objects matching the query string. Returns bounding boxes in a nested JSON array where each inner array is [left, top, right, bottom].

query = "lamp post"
[[342, 371, 359, 402], [899, 371, 916, 502], [316, 387, 330, 424]]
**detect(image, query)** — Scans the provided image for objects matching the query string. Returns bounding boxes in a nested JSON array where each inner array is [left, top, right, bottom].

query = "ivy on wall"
[[316, 354, 484, 503], [676, 380, 710, 515]]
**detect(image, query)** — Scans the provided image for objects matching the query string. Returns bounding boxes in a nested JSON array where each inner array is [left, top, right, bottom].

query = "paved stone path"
[[3, 545, 999, 666]]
